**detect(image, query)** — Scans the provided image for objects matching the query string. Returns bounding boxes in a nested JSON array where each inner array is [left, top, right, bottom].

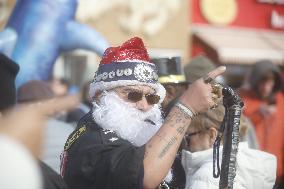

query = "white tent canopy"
[[191, 24, 284, 65]]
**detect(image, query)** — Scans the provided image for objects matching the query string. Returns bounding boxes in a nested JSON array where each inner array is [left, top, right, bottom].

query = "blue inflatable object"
[[0, 0, 109, 87]]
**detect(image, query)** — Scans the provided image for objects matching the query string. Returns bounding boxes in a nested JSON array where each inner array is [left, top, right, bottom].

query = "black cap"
[[151, 57, 187, 84], [0, 53, 19, 111], [249, 59, 283, 94]]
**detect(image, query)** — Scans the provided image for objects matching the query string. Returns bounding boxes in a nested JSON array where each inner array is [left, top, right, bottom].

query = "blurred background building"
[[0, 0, 283, 89]]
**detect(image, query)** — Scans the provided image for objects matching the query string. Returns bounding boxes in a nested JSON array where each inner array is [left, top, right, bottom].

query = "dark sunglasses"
[[127, 91, 160, 105], [184, 128, 209, 144]]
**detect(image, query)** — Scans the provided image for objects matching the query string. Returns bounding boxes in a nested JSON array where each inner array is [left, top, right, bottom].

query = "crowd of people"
[[0, 37, 283, 189]]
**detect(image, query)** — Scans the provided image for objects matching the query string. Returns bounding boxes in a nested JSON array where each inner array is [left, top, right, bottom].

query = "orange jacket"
[[240, 90, 284, 179]]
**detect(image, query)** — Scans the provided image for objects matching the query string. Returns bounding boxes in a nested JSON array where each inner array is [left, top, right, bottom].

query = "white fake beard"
[[92, 91, 163, 147]]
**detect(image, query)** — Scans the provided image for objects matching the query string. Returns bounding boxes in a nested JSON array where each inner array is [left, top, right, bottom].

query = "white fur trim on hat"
[[89, 80, 166, 103]]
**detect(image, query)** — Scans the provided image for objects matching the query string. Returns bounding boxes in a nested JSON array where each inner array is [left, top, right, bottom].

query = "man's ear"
[[208, 127, 218, 146], [94, 91, 103, 104]]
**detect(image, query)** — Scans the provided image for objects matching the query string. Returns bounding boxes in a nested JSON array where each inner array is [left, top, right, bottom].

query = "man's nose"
[[135, 96, 153, 112]]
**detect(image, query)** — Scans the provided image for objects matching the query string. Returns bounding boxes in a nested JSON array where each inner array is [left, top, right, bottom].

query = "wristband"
[[175, 102, 197, 119]]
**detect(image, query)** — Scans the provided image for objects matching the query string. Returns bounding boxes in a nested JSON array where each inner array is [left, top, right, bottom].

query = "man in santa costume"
[[61, 37, 225, 189]]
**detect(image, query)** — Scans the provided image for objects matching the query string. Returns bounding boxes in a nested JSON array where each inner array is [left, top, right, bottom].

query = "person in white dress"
[[181, 104, 277, 189]]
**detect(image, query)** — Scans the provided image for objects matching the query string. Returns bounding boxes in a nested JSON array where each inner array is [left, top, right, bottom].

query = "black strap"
[[213, 110, 227, 178]]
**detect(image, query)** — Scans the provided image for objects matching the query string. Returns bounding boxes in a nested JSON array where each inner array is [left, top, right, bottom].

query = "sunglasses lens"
[[127, 92, 160, 105], [146, 94, 160, 105], [186, 137, 190, 144], [128, 92, 143, 102]]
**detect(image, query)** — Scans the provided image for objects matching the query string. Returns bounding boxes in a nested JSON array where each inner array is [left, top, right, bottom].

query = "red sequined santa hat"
[[90, 37, 166, 102]]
